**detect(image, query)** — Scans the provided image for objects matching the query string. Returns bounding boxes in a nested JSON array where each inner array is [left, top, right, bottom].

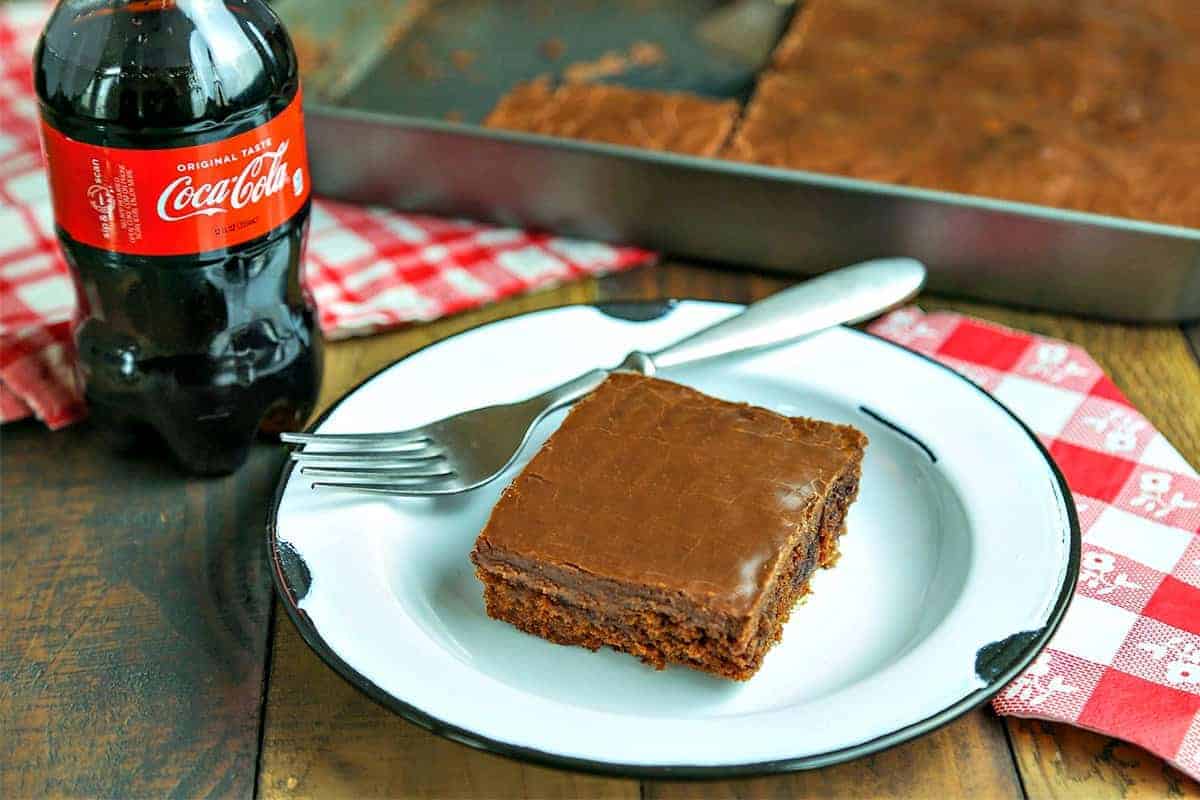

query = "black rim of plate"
[[265, 299, 1081, 780]]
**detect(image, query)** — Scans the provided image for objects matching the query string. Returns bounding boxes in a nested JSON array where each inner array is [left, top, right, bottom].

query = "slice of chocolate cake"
[[470, 373, 867, 681], [484, 80, 741, 157]]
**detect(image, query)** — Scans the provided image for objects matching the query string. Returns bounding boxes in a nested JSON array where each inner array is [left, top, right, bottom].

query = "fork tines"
[[281, 431, 457, 491]]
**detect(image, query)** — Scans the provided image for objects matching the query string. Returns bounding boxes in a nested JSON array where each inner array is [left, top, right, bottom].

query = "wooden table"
[[5, 261, 1200, 799]]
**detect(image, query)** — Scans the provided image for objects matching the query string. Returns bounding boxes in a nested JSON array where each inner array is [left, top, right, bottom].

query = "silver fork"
[[282, 258, 926, 495]]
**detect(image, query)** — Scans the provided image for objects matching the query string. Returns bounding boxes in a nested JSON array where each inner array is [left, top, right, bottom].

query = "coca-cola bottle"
[[34, 0, 321, 475]]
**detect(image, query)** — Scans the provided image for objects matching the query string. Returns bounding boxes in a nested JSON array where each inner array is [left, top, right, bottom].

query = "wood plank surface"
[[645, 712, 1022, 800], [1, 423, 283, 798], [1006, 719, 1200, 800]]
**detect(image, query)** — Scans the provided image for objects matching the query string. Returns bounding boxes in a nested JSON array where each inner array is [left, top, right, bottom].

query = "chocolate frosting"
[[474, 373, 866, 619]]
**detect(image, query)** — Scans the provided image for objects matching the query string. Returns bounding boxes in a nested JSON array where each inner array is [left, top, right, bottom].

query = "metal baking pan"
[[279, 0, 1200, 322]]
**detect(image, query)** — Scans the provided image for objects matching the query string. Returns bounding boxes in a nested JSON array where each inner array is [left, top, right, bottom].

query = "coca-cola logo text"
[[41, 90, 308, 255], [156, 140, 292, 222]]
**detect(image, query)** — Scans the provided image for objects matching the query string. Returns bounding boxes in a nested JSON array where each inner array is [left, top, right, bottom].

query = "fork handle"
[[638, 258, 926, 372]]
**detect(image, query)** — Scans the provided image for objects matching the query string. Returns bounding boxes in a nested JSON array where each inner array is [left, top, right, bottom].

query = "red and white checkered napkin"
[[0, 2, 654, 429], [869, 308, 1200, 780]]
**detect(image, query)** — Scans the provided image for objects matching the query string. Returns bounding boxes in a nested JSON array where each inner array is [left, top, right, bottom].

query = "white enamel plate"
[[268, 301, 1079, 777]]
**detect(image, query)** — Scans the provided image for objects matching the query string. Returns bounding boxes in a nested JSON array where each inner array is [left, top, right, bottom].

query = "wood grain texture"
[[1006, 719, 1200, 800], [646, 711, 1022, 800], [1186, 322, 1200, 372], [0, 422, 283, 798]]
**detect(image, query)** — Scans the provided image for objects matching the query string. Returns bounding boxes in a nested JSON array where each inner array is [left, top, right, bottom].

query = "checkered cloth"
[[869, 309, 1200, 780], [0, 2, 654, 428]]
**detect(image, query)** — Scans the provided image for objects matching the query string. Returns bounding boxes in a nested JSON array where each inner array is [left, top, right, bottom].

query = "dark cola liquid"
[[35, 0, 321, 475]]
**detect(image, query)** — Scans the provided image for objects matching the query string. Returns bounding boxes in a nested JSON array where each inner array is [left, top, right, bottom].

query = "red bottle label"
[[40, 91, 310, 257]]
